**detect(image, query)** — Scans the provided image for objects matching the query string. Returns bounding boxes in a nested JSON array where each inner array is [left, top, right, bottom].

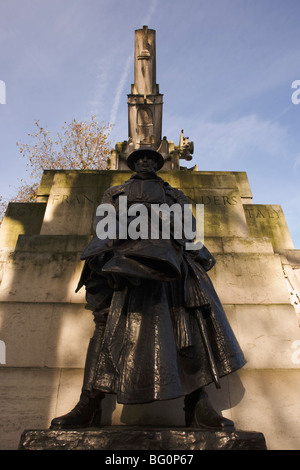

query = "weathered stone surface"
[[32, 170, 252, 238], [0, 247, 290, 305], [2, 302, 299, 370], [2, 367, 300, 449], [224, 304, 300, 369], [0, 168, 299, 452], [18, 427, 267, 451], [227, 369, 300, 451], [0, 303, 94, 367], [209, 253, 290, 305], [197, 171, 253, 202], [0, 368, 61, 450], [128, 27, 163, 152], [0, 202, 46, 249], [0, 249, 86, 304], [244, 204, 294, 251], [39, 171, 127, 236]]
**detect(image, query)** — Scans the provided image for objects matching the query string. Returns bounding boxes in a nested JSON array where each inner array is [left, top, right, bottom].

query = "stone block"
[[39, 171, 129, 236], [224, 304, 300, 369], [227, 369, 300, 450], [196, 189, 249, 238], [0, 368, 61, 450], [0, 234, 90, 303], [0, 244, 290, 306], [194, 171, 252, 201], [210, 253, 290, 304], [244, 204, 294, 251], [202, 237, 224, 254], [221, 236, 273, 254], [279, 249, 300, 267], [1, 367, 299, 450], [0, 251, 289, 306], [279, 262, 300, 323], [160, 171, 238, 191], [37, 170, 55, 202], [0, 249, 85, 304], [0, 302, 94, 367], [163, 172, 250, 238], [37, 170, 252, 239], [0, 168, 298, 452], [0, 248, 12, 285], [15, 234, 91, 253], [0, 367, 186, 450], [204, 236, 274, 255], [0, 202, 46, 248]]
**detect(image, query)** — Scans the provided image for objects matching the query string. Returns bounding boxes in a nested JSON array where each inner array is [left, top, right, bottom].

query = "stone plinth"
[[18, 427, 267, 451], [1, 169, 300, 450]]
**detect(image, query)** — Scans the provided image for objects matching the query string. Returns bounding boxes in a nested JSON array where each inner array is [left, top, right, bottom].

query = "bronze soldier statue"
[[50, 148, 246, 430]]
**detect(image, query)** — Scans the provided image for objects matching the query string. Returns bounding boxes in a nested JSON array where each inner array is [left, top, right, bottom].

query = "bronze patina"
[[50, 148, 245, 431]]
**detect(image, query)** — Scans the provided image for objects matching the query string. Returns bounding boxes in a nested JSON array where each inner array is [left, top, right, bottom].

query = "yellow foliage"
[[0, 116, 112, 224]]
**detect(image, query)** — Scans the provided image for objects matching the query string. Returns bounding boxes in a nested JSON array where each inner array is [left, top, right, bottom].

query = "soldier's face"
[[134, 155, 158, 173]]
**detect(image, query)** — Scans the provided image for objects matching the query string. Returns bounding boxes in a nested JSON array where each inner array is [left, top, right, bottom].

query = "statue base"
[[18, 426, 267, 451]]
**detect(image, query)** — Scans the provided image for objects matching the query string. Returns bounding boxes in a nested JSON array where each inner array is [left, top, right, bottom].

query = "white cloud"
[[282, 194, 300, 248], [110, 54, 133, 125], [88, 57, 113, 118], [142, 0, 158, 26], [169, 114, 290, 167], [109, 0, 158, 126], [292, 153, 300, 173]]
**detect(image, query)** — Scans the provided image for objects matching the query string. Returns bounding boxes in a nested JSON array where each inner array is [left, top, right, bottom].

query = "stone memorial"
[[0, 26, 299, 451]]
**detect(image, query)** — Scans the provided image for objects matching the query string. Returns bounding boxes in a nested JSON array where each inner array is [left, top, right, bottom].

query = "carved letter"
[[256, 209, 266, 218]]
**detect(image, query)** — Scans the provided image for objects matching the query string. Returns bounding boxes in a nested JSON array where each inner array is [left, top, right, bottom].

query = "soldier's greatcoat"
[[76, 172, 246, 404]]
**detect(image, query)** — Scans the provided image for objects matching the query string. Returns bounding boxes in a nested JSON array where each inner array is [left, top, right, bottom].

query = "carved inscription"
[[244, 207, 282, 219], [51, 194, 94, 205], [6, 204, 45, 217], [51, 193, 239, 207], [198, 195, 238, 205], [190, 195, 238, 205]]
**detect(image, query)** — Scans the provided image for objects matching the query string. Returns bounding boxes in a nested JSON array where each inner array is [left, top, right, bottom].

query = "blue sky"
[[0, 0, 300, 246]]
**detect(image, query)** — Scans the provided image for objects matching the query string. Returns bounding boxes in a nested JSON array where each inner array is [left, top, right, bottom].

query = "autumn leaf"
[[0, 117, 112, 224]]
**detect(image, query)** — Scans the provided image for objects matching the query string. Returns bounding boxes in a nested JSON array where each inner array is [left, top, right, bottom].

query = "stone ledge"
[[18, 426, 267, 451]]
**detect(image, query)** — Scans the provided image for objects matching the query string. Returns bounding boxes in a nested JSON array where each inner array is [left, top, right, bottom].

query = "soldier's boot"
[[184, 388, 235, 430], [50, 323, 105, 430]]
